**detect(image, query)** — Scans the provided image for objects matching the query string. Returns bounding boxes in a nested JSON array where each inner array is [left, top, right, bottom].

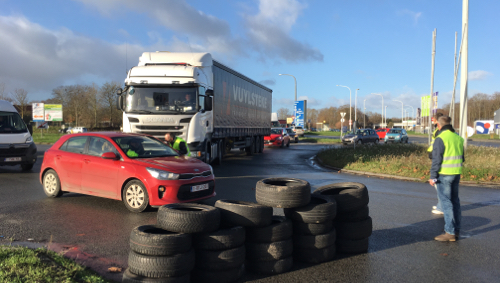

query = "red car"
[[39, 132, 215, 212], [264, 128, 291, 148], [376, 128, 390, 139]]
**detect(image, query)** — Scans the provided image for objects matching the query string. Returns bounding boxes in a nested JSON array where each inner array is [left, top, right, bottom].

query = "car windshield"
[[271, 129, 282, 135], [0, 111, 28, 134], [353, 129, 367, 135], [376, 129, 386, 132], [286, 128, 293, 133], [112, 136, 179, 158], [389, 129, 402, 134], [125, 86, 198, 114]]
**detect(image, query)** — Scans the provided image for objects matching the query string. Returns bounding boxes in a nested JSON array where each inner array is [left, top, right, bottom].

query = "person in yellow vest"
[[428, 113, 444, 215], [164, 132, 190, 156], [428, 116, 464, 242]]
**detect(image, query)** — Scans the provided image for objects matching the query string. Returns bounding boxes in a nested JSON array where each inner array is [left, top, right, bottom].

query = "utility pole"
[[429, 28, 437, 145], [363, 99, 366, 128], [459, 0, 469, 147]]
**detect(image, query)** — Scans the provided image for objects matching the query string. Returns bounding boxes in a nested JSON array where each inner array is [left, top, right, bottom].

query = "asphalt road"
[[1, 143, 500, 282]]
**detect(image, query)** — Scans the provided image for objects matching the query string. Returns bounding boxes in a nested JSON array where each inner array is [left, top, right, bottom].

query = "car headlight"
[[208, 165, 214, 175], [395, 135, 401, 139], [26, 136, 33, 143], [146, 167, 179, 180]]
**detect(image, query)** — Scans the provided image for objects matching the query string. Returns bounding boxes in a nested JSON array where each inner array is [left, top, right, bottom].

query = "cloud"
[[297, 95, 321, 106], [259, 79, 276, 86], [468, 70, 492, 81], [274, 97, 295, 106], [397, 9, 422, 25]]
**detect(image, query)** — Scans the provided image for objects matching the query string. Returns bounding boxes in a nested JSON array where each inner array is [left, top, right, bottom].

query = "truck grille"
[[0, 148, 28, 157], [135, 125, 184, 130], [177, 180, 215, 201]]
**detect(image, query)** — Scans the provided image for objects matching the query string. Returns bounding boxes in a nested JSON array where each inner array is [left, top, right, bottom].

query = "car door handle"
[[84, 159, 90, 164], [56, 155, 62, 160]]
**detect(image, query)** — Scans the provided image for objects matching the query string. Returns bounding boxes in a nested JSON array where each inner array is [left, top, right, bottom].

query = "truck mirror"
[[116, 88, 123, 96], [205, 89, 214, 96], [116, 95, 124, 110], [205, 96, 213, 111]]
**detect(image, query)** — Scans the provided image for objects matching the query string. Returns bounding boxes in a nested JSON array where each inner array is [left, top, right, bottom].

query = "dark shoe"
[[434, 233, 457, 242]]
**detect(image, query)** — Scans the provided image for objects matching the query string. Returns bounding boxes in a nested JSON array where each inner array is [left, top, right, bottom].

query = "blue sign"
[[294, 101, 305, 128]]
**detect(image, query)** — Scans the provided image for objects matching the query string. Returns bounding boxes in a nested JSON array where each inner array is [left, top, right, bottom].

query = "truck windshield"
[[125, 86, 198, 114], [0, 111, 28, 134]]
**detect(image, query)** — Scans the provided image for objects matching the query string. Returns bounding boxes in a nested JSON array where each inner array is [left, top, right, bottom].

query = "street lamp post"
[[373, 93, 384, 128], [385, 106, 387, 126], [337, 85, 352, 131], [279, 74, 297, 102], [393, 100, 404, 128], [405, 106, 414, 130], [363, 99, 367, 128], [355, 88, 360, 125]]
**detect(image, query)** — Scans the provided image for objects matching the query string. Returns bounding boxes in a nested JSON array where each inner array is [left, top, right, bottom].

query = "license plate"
[[191, 183, 209, 192], [5, 157, 22, 162]]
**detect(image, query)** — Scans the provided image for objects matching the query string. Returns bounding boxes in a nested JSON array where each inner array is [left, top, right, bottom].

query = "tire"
[[336, 205, 369, 222], [280, 139, 284, 148], [193, 226, 245, 251], [259, 136, 264, 153], [335, 217, 373, 240], [245, 139, 255, 156], [130, 225, 191, 256], [204, 142, 211, 164], [123, 180, 150, 213], [406, 138, 409, 144], [215, 200, 273, 227], [195, 245, 245, 271], [128, 250, 195, 278], [313, 182, 369, 213], [374, 139, 379, 144], [256, 178, 311, 208], [283, 195, 336, 224], [336, 237, 369, 254], [191, 265, 244, 283], [342, 143, 347, 146], [295, 137, 298, 143], [157, 203, 220, 233], [357, 140, 362, 145], [254, 136, 259, 153], [292, 221, 333, 236], [21, 163, 34, 171], [122, 268, 190, 283], [246, 216, 292, 243], [293, 228, 336, 250], [293, 244, 336, 264], [246, 239, 293, 261], [43, 169, 63, 198], [213, 140, 222, 166], [246, 256, 293, 275]]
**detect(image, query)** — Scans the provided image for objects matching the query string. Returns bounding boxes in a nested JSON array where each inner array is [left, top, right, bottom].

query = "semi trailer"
[[117, 52, 272, 164]]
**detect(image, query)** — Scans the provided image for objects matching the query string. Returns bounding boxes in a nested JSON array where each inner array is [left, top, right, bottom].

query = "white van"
[[0, 100, 37, 170]]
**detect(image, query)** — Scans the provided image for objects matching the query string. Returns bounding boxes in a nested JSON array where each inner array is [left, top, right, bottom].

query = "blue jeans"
[[436, 174, 461, 235], [434, 184, 442, 211]]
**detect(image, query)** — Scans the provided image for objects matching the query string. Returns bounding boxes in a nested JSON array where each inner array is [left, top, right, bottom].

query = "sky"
[[0, 0, 498, 120]]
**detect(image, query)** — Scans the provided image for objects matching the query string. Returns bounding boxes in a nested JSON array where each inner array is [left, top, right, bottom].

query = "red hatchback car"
[[40, 132, 215, 212], [264, 128, 291, 148]]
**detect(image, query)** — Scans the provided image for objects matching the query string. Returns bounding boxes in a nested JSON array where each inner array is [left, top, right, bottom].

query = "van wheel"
[[123, 180, 150, 213], [21, 163, 34, 171], [43, 169, 63, 197]]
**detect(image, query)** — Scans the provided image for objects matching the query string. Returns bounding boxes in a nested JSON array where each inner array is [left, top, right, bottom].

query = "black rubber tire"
[[246, 216, 292, 243], [157, 203, 220, 233], [130, 225, 192, 256], [256, 178, 311, 208], [260, 136, 264, 153], [122, 180, 150, 213], [335, 217, 373, 240], [191, 265, 244, 283], [128, 250, 195, 278], [336, 237, 369, 254], [254, 136, 259, 153], [295, 137, 299, 143], [122, 268, 190, 283], [204, 142, 211, 164], [374, 139, 379, 144], [42, 169, 63, 198], [215, 200, 273, 227], [195, 245, 245, 271], [213, 140, 222, 166], [293, 228, 336, 249], [313, 182, 369, 213], [21, 163, 34, 171], [283, 195, 337, 224], [357, 140, 362, 145], [336, 205, 369, 222], [245, 139, 255, 156], [293, 244, 336, 264], [246, 239, 293, 261], [246, 256, 293, 275], [193, 226, 245, 251], [292, 221, 333, 236]]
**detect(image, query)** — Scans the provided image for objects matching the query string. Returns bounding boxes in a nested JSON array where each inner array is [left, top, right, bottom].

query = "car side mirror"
[[102, 152, 119, 160]]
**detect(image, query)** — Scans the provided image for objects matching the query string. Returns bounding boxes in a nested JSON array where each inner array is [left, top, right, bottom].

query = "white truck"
[[117, 52, 272, 164]]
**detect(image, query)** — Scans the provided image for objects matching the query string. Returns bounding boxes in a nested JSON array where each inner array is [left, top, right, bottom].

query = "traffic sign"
[[340, 112, 346, 118]]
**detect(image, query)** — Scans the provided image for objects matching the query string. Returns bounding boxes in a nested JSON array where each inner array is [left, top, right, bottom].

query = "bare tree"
[[87, 83, 100, 128], [11, 88, 29, 118], [277, 107, 292, 120], [100, 81, 121, 127], [0, 82, 13, 102]]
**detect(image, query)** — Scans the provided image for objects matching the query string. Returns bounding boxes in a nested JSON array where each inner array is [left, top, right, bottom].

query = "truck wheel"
[[204, 143, 211, 164], [259, 136, 264, 153], [245, 140, 254, 156], [213, 141, 222, 166]]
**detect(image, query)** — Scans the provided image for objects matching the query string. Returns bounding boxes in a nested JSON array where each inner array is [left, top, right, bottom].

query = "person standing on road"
[[165, 132, 190, 156], [428, 116, 464, 242], [428, 112, 444, 215]]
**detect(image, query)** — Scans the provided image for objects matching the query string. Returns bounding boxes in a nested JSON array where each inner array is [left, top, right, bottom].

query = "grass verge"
[[317, 143, 500, 182], [0, 245, 111, 283], [305, 131, 341, 136], [33, 132, 65, 144], [301, 138, 342, 144]]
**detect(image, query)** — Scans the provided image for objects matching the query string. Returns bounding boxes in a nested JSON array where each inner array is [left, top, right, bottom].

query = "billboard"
[[32, 103, 44, 122], [475, 120, 494, 134], [432, 92, 438, 114], [44, 104, 63, 121], [416, 108, 421, 125], [294, 101, 305, 127], [421, 95, 430, 117]]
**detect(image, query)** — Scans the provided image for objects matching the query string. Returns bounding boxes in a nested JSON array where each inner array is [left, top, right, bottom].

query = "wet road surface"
[[1, 143, 500, 282]]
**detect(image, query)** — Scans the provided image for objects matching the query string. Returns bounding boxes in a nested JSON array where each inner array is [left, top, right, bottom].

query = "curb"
[[314, 155, 500, 189]]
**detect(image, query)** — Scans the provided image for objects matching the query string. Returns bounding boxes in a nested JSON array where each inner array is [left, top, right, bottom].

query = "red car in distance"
[[376, 128, 391, 139], [264, 128, 291, 148], [40, 132, 215, 212]]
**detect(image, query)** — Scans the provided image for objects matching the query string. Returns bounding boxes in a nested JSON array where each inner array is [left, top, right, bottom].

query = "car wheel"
[[43, 169, 63, 198], [21, 163, 34, 171], [357, 140, 362, 145], [122, 180, 150, 213], [280, 140, 284, 148], [405, 138, 409, 144], [295, 137, 298, 143], [374, 139, 379, 145]]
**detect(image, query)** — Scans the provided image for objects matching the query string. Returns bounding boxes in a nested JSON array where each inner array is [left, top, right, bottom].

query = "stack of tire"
[[284, 194, 337, 263], [313, 182, 372, 254], [249, 178, 312, 273]]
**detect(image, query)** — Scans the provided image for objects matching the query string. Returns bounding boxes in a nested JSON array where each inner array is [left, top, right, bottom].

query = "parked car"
[[342, 129, 379, 145], [376, 128, 391, 139], [39, 132, 215, 212], [70, 127, 88, 134], [292, 126, 305, 137], [264, 128, 291, 147], [286, 128, 299, 143], [384, 128, 409, 143]]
